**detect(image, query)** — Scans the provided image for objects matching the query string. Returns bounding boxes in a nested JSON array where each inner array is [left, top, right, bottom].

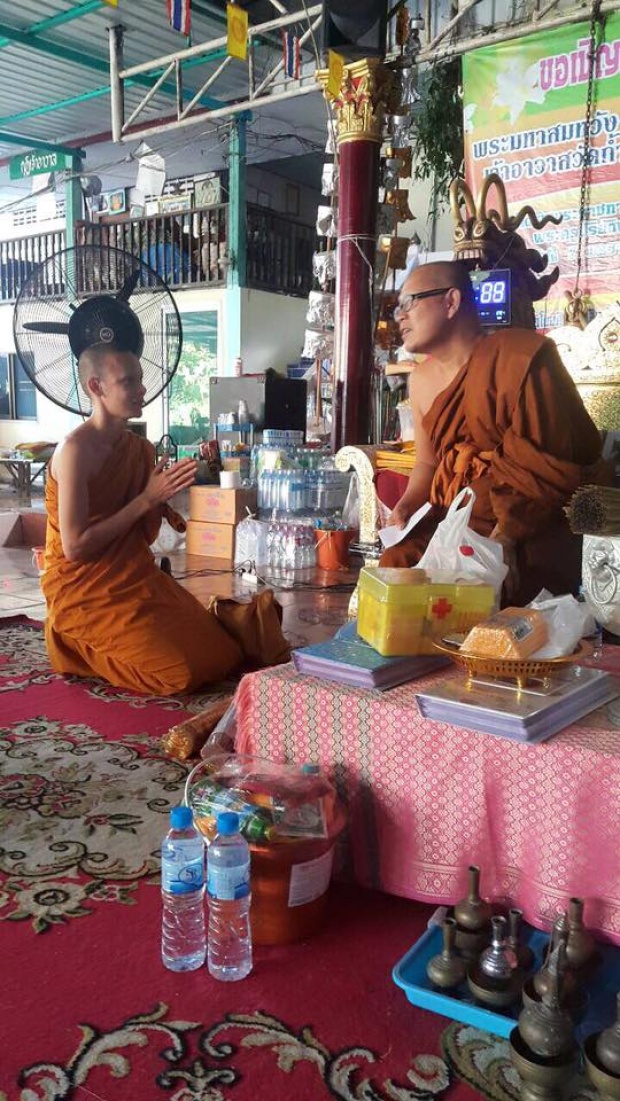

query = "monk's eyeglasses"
[[393, 287, 452, 319]]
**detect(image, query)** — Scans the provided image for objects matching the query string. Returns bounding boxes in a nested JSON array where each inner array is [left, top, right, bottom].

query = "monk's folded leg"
[[46, 608, 243, 696]]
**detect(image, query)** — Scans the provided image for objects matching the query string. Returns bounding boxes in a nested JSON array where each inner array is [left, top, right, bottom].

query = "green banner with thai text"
[[9, 149, 66, 181], [463, 15, 620, 329]]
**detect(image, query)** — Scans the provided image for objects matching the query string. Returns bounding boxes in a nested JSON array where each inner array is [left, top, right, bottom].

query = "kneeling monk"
[[380, 260, 611, 604], [43, 345, 289, 696]]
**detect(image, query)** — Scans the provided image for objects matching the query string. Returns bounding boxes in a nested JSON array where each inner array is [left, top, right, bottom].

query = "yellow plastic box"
[[357, 567, 497, 657]]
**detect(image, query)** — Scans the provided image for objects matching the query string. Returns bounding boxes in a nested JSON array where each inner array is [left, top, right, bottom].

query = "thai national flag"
[[282, 29, 301, 80], [167, 0, 191, 35]]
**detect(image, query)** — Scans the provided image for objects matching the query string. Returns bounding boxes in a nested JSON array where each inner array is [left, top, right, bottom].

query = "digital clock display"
[[471, 269, 512, 326]]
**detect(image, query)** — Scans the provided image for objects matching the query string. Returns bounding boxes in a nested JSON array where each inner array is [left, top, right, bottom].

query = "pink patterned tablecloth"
[[235, 651, 620, 944]]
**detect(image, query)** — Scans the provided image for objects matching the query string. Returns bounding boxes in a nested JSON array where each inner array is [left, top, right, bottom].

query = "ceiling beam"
[[0, 48, 231, 128], [11, 1, 105, 39], [417, 0, 620, 61], [0, 20, 224, 108], [0, 131, 84, 157]]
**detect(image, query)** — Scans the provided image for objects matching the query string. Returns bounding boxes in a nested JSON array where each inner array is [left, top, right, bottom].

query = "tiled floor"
[[0, 483, 356, 646]]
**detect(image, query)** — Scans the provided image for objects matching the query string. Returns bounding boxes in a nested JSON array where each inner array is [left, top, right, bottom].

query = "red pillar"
[[334, 140, 380, 448], [317, 58, 393, 450]]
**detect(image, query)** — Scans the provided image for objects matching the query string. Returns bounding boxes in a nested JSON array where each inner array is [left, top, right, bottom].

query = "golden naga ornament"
[[450, 173, 561, 329]]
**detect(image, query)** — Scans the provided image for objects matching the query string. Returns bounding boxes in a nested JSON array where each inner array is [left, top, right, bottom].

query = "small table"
[[0, 456, 50, 505], [235, 651, 620, 944]]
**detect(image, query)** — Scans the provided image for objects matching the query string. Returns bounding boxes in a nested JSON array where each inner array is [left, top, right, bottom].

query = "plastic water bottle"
[[207, 811, 253, 981], [161, 805, 206, 972]]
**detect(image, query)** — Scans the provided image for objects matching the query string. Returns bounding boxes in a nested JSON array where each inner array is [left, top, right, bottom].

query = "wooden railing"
[[0, 229, 65, 301], [0, 204, 316, 302], [246, 204, 315, 298]]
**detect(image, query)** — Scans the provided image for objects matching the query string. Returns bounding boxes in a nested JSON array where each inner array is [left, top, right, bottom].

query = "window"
[[0, 354, 37, 420], [165, 310, 219, 443]]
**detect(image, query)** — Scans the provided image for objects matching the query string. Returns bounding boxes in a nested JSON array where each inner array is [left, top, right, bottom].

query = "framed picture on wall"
[[157, 194, 192, 215], [100, 188, 127, 215], [195, 176, 222, 207]]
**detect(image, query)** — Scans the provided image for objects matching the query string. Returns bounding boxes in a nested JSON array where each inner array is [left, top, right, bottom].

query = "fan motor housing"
[[68, 296, 145, 360]]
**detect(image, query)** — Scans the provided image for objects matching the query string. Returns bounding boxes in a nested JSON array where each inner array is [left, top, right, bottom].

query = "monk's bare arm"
[[389, 368, 437, 527], [56, 439, 197, 561]]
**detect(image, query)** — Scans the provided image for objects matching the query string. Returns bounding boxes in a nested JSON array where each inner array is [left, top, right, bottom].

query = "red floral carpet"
[[0, 615, 483, 1101]]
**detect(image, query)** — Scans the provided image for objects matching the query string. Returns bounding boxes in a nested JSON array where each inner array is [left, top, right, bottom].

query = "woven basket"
[[433, 641, 589, 689]]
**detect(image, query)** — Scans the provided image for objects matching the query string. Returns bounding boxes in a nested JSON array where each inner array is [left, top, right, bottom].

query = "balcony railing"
[[246, 204, 315, 298], [0, 204, 316, 302], [0, 229, 65, 301], [76, 204, 229, 291]]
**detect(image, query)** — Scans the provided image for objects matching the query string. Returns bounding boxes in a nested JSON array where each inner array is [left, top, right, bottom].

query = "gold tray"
[[432, 640, 590, 689]]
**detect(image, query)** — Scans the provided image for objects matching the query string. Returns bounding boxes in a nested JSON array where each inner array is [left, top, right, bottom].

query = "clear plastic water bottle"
[[207, 811, 253, 982], [161, 805, 206, 972]]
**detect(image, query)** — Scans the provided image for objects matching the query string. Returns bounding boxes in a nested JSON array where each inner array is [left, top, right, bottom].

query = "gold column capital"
[[316, 57, 396, 145]]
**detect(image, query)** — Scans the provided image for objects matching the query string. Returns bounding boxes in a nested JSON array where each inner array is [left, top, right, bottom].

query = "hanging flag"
[[167, 0, 191, 36], [327, 50, 344, 97], [281, 29, 301, 80], [227, 3, 248, 61]]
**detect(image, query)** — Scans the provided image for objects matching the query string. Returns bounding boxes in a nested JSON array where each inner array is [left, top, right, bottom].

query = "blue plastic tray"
[[392, 908, 619, 1040]]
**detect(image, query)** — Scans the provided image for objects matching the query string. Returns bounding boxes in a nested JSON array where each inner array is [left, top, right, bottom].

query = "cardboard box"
[[186, 519, 235, 559], [189, 485, 257, 525]]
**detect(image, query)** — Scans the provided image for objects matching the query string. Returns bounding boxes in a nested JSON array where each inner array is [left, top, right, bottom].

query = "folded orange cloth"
[[208, 588, 291, 670]]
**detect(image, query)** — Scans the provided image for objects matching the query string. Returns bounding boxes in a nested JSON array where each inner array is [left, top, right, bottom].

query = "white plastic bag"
[[416, 488, 508, 595], [527, 593, 592, 658], [234, 517, 269, 567]]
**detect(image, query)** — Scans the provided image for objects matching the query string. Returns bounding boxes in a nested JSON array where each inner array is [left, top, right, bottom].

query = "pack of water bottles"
[[185, 751, 343, 846], [257, 468, 351, 519], [234, 517, 317, 569]]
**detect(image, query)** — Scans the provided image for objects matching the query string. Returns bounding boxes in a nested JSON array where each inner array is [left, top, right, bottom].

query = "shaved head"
[[77, 344, 119, 396], [411, 261, 478, 316]]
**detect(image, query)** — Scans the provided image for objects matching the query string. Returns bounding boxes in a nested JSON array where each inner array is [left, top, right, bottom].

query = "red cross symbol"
[[431, 597, 453, 619]]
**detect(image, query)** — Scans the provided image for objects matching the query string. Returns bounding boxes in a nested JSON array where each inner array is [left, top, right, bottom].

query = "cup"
[[220, 470, 241, 489]]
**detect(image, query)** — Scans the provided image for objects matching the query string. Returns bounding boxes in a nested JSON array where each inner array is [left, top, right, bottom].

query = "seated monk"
[[380, 260, 611, 604], [42, 345, 289, 696]]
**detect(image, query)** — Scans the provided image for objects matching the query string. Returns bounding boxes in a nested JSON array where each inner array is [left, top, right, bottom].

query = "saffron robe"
[[380, 330, 611, 604], [42, 432, 289, 696]]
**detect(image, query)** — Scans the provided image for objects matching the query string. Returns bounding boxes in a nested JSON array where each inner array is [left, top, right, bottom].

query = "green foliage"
[[168, 339, 217, 438], [412, 58, 464, 211]]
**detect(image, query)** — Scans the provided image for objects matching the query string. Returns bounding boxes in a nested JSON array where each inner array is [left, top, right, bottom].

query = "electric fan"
[[13, 245, 183, 415]]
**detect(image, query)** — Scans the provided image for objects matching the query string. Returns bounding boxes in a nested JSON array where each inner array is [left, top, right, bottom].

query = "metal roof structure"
[[0, 0, 329, 205], [2, 0, 620, 206]]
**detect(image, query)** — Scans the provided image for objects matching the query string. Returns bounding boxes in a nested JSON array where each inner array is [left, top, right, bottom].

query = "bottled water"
[[161, 805, 206, 972], [291, 473, 305, 514], [207, 811, 253, 981]]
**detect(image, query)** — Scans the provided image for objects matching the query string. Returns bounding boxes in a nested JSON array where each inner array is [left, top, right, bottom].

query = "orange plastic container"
[[187, 753, 346, 945], [314, 528, 355, 570], [248, 833, 340, 945]]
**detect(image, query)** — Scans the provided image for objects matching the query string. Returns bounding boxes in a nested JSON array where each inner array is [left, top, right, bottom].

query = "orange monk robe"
[[380, 330, 611, 604], [42, 431, 288, 696]]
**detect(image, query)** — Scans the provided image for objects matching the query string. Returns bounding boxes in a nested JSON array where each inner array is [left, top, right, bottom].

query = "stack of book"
[[292, 633, 447, 691], [416, 666, 619, 743]]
